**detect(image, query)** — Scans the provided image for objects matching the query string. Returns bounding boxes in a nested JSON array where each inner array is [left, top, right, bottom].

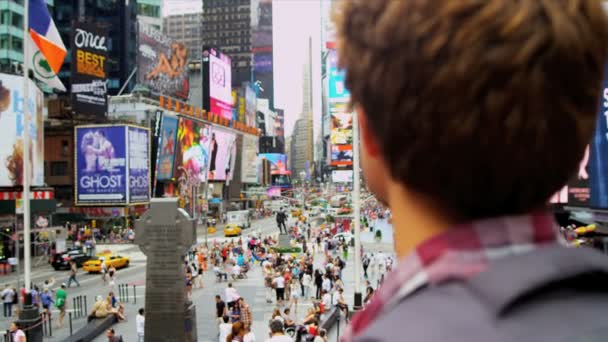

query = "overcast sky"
[[163, 0, 323, 137]]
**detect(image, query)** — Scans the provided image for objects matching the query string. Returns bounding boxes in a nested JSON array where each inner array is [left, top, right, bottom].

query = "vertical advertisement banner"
[[241, 135, 259, 184], [70, 21, 108, 116], [589, 72, 608, 208], [208, 128, 237, 181], [155, 114, 178, 180], [174, 118, 212, 183], [128, 126, 151, 204], [137, 23, 189, 99], [245, 84, 257, 127], [204, 48, 233, 120], [75, 125, 127, 205], [327, 50, 350, 101], [0, 74, 44, 186]]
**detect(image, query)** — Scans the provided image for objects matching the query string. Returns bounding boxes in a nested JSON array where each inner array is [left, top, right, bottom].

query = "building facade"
[[137, 0, 162, 30], [202, 0, 252, 87]]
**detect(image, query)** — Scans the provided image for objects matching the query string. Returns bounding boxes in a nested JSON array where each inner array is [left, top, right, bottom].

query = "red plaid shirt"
[[342, 212, 558, 341]]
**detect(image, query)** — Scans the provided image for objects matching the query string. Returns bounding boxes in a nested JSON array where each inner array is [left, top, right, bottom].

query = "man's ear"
[[357, 107, 381, 157]]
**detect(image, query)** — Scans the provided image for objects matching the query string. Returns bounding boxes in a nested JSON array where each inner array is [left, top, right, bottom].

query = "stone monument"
[[135, 198, 197, 342]]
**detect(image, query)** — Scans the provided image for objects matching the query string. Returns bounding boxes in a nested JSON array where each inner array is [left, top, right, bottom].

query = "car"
[[51, 248, 93, 270], [82, 254, 130, 273], [333, 232, 355, 246], [224, 223, 242, 237]]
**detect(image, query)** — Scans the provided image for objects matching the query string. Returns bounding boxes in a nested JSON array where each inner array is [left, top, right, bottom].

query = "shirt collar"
[[343, 212, 558, 341]]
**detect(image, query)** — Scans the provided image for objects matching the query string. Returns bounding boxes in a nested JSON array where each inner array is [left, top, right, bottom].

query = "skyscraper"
[[137, 0, 163, 30], [202, 0, 253, 87]]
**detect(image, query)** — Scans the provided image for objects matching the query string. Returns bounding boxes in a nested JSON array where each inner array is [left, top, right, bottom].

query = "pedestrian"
[[67, 261, 80, 287], [362, 255, 370, 279], [105, 328, 122, 342], [101, 261, 108, 284], [215, 295, 227, 325], [266, 319, 293, 342], [56, 283, 67, 328], [108, 265, 117, 289], [9, 322, 25, 342], [2, 284, 14, 317], [314, 270, 323, 300], [272, 273, 286, 306], [30, 285, 40, 307], [218, 315, 232, 342], [342, 243, 348, 260], [225, 283, 240, 311], [238, 297, 252, 331], [302, 271, 312, 300], [289, 279, 299, 312], [227, 321, 245, 342], [41, 288, 54, 318], [136, 308, 145, 342], [313, 329, 328, 342]]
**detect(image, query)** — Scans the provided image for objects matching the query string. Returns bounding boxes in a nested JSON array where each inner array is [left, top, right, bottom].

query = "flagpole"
[[22, 0, 32, 293]]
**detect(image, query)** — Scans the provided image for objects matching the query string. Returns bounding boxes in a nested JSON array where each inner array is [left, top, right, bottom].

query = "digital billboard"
[[173, 118, 212, 183], [71, 21, 108, 116], [332, 170, 353, 183], [0, 74, 44, 187], [245, 84, 257, 127], [330, 110, 353, 145], [128, 126, 151, 204], [331, 145, 353, 166], [589, 73, 608, 208], [241, 135, 259, 184], [155, 114, 178, 180], [568, 144, 590, 206], [137, 23, 189, 99], [75, 125, 127, 205], [208, 128, 237, 181], [203, 48, 233, 120], [327, 49, 350, 101], [259, 153, 288, 175]]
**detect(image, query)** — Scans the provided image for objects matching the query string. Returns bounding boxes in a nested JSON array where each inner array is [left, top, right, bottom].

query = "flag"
[[27, 0, 67, 91]]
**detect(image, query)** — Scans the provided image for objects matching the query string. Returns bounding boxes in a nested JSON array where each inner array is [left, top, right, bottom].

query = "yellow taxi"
[[82, 253, 130, 273], [224, 223, 242, 237], [291, 208, 302, 218]]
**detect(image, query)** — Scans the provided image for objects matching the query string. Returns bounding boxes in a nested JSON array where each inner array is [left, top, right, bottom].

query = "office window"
[[61, 140, 69, 157], [11, 13, 22, 28], [11, 38, 22, 52], [50, 161, 68, 177]]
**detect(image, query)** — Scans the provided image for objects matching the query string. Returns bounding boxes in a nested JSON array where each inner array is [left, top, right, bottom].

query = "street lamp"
[[352, 111, 363, 311]]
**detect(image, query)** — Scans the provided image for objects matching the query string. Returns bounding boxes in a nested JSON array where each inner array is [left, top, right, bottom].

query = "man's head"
[[335, 0, 608, 221], [139, 308, 144, 316], [284, 308, 290, 315], [269, 319, 284, 334], [215, 295, 221, 302], [228, 283, 232, 288], [223, 315, 230, 324], [105, 328, 115, 337]]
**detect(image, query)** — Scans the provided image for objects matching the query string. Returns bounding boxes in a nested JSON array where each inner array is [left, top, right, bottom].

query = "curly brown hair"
[[335, 0, 608, 220]]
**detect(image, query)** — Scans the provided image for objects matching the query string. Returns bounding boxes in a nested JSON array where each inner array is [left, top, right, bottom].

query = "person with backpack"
[[335, 1, 608, 341]]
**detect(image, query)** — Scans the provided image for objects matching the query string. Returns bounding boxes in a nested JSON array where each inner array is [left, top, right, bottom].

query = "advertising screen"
[[259, 153, 288, 175], [332, 170, 353, 183], [590, 74, 608, 208], [75, 125, 127, 205], [173, 118, 212, 183], [327, 49, 350, 101], [206, 48, 233, 120], [208, 129, 237, 181], [331, 145, 353, 166], [241, 135, 259, 184], [71, 21, 108, 116], [568, 144, 590, 207], [0, 74, 44, 186], [155, 114, 178, 180], [128, 126, 150, 204], [330, 111, 353, 145], [137, 23, 189, 99]]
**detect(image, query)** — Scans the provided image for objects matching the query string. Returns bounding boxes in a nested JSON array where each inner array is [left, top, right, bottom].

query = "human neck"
[[387, 185, 455, 258]]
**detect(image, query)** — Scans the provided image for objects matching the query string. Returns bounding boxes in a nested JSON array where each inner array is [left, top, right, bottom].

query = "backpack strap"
[[466, 246, 608, 317]]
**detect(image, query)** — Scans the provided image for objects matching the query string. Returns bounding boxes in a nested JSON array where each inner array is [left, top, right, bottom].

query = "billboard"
[[0, 74, 44, 186], [331, 145, 353, 166], [70, 21, 108, 116], [242, 135, 259, 184], [75, 125, 150, 205], [75, 125, 127, 205], [245, 84, 257, 127], [330, 109, 353, 145], [590, 73, 608, 208], [327, 49, 350, 101], [332, 170, 353, 183], [203, 48, 232, 120], [155, 114, 178, 180], [173, 118, 212, 183], [208, 128, 237, 181], [137, 23, 189, 99], [128, 126, 151, 204], [259, 153, 288, 175]]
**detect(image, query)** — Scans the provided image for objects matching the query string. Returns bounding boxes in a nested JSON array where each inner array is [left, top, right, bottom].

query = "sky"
[[162, 0, 324, 137]]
